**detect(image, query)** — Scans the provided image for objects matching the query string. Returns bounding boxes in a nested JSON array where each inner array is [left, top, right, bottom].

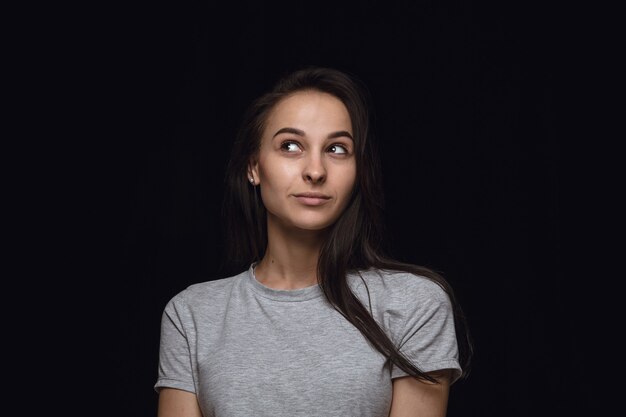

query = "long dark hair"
[[220, 66, 472, 383]]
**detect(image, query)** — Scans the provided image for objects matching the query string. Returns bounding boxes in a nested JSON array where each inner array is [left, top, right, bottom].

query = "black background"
[[63, 1, 572, 416]]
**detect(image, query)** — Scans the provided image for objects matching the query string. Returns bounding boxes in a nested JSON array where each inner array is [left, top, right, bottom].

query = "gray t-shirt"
[[155, 263, 461, 417]]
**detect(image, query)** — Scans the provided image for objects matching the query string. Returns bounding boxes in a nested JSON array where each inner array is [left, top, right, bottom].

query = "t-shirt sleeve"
[[154, 291, 197, 394], [389, 276, 462, 385]]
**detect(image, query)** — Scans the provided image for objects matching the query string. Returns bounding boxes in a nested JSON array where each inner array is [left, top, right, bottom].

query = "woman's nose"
[[303, 154, 326, 184]]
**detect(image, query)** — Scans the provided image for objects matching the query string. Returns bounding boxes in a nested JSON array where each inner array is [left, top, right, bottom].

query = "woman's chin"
[[267, 211, 340, 233], [291, 222, 333, 232], [285, 218, 337, 233]]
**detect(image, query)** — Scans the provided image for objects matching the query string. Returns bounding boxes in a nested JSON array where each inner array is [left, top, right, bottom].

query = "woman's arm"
[[388, 369, 452, 417], [157, 388, 203, 417]]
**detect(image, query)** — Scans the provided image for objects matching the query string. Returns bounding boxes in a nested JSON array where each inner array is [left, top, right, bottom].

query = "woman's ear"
[[247, 158, 259, 185]]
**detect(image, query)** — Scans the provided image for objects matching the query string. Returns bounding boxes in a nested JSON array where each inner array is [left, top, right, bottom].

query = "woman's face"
[[248, 90, 357, 232]]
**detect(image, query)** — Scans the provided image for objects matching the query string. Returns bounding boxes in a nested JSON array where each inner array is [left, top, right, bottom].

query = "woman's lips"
[[293, 193, 331, 206]]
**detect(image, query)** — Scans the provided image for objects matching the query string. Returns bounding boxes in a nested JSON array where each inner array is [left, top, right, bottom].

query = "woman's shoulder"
[[349, 267, 454, 324], [166, 269, 248, 308], [349, 267, 449, 302]]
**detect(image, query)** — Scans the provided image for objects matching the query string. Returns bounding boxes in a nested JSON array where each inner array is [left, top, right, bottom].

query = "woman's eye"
[[329, 144, 348, 154], [280, 141, 301, 152]]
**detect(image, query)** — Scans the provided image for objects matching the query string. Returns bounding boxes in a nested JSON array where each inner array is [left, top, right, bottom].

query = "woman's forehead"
[[263, 91, 352, 135]]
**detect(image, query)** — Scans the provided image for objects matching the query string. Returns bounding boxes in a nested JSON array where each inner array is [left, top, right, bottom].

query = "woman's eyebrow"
[[273, 127, 305, 138], [273, 127, 353, 141], [327, 130, 353, 141]]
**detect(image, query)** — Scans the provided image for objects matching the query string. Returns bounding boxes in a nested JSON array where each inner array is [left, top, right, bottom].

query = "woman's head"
[[247, 89, 357, 232], [223, 67, 386, 264]]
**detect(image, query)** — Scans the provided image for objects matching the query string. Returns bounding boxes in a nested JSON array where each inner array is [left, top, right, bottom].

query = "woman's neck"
[[254, 218, 328, 290]]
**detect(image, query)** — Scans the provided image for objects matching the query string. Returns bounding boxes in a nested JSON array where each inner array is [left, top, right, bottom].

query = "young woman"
[[155, 67, 472, 417]]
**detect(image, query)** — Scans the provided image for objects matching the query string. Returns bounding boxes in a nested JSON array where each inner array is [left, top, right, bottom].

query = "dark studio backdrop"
[[77, 1, 572, 416]]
